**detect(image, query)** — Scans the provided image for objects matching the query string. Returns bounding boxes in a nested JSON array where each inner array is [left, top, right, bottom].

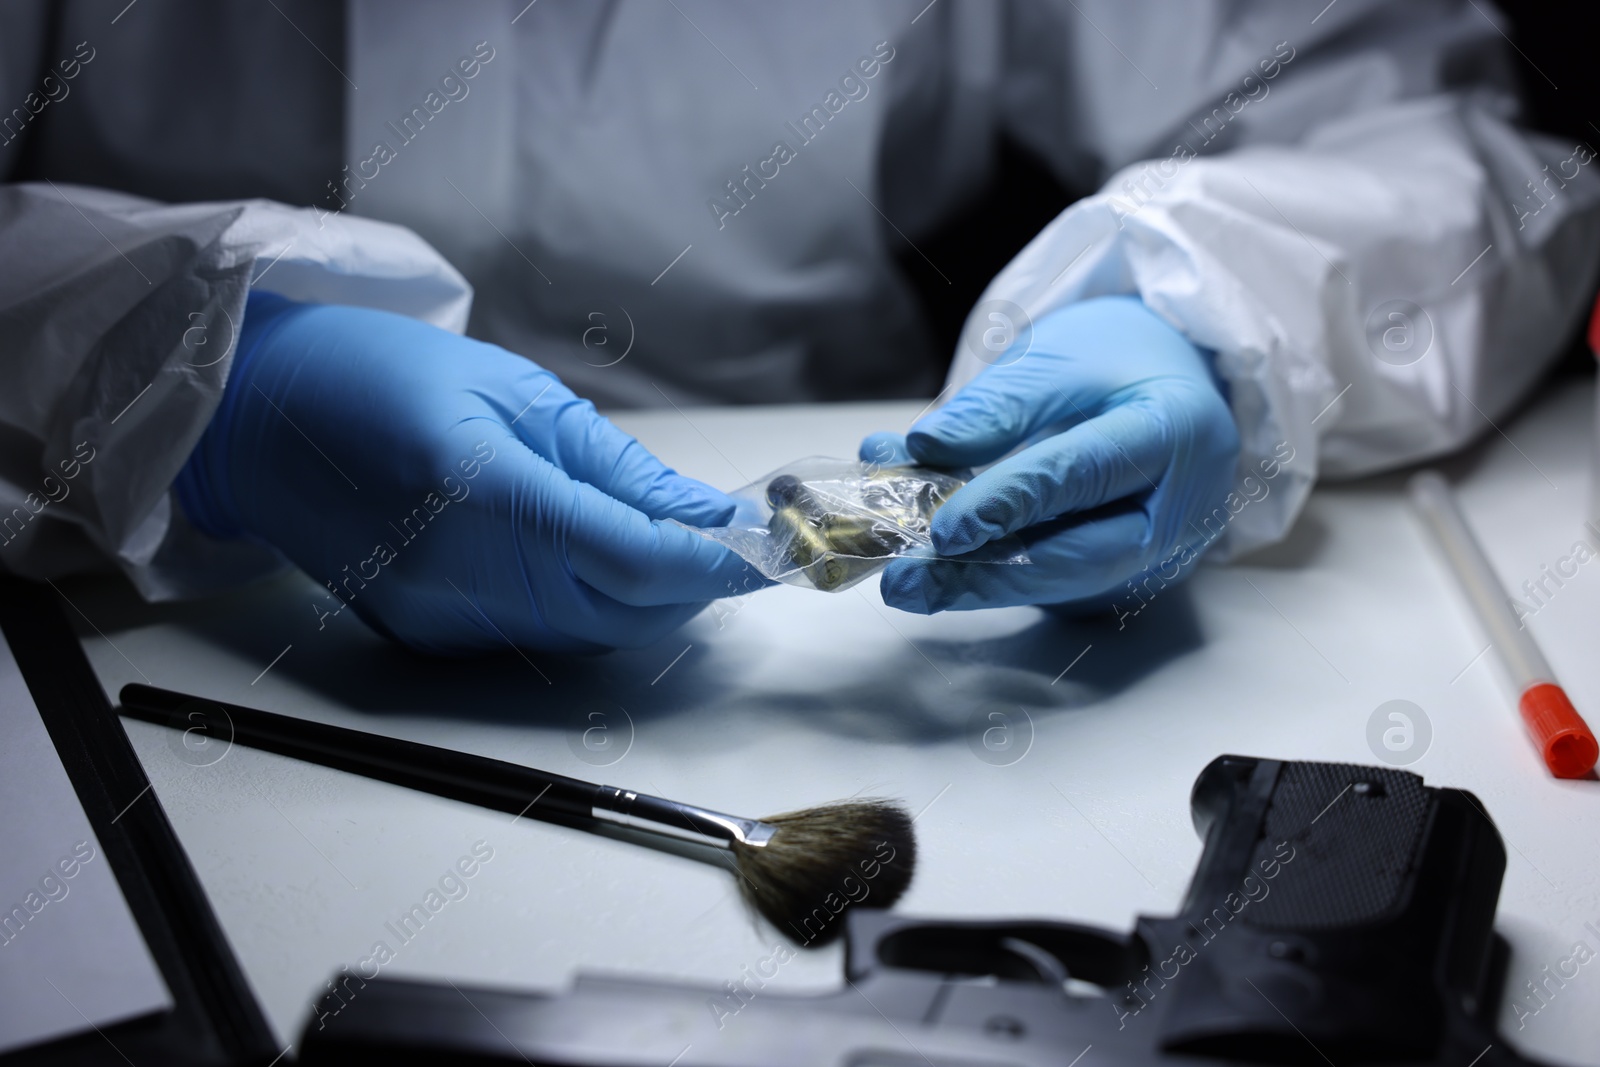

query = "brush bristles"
[[730, 799, 916, 948]]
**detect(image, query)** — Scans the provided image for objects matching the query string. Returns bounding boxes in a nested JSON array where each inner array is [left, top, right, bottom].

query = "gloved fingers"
[[490, 373, 738, 528], [904, 366, 1085, 469], [544, 474, 766, 608], [439, 565, 713, 653], [445, 430, 762, 649], [554, 407, 738, 527], [905, 297, 1218, 470], [858, 432, 916, 467], [880, 508, 1153, 613], [926, 403, 1168, 555]]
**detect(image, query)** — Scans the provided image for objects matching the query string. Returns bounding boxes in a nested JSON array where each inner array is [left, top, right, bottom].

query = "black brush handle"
[[118, 684, 602, 821]]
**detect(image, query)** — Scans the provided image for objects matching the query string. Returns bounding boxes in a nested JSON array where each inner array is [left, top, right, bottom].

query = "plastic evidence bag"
[[676, 457, 1031, 592]]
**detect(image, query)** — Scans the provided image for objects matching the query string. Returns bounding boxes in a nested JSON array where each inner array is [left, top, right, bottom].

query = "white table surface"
[[60, 381, 1600, 1064]]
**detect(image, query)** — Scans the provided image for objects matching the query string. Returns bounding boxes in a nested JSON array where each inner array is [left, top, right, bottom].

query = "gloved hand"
[[860, 295, 1239, 613], [177, 291, 761, 654]]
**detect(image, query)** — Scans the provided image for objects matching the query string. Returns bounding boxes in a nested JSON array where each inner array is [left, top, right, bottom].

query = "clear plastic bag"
[[676, 458, 1031, 592]]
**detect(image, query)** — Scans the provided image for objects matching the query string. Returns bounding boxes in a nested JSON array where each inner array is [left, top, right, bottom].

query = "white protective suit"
[[2, 0, 1596, 599]]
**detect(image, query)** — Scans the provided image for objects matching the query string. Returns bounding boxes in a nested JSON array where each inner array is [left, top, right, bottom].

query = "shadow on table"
[[749, 590, 1205, 745], [64, 561, 1205, 748]]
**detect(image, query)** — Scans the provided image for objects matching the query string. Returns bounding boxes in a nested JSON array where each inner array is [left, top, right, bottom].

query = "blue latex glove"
[[177, 292, 761, 654], [860, 296, 1239, 613]]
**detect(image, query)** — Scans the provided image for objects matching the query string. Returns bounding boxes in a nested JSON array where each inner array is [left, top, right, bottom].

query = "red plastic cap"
[[1589, 293, 1600, 359], [1519, 683, 1599, 779]]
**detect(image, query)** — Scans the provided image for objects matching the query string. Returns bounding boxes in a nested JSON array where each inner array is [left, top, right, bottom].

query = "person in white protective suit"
[[1, 1, 1596, 653]]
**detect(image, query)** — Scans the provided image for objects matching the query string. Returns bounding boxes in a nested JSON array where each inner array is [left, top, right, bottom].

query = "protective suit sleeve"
[[0, 181, 473, 598], [953, 0, 1600, 558]]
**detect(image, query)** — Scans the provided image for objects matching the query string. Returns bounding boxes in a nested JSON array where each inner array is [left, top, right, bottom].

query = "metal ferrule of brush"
[[592, 788, 778, 849]]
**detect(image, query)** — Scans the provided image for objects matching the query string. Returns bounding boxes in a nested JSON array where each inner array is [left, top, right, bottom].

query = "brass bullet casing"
[[765, 469, 965, 591], [768, 504, 832, 567], [806, 555, 871, 592], [767, 505, 862, 591], [766, 474, 809, 510], [819, 515, 905, 559]]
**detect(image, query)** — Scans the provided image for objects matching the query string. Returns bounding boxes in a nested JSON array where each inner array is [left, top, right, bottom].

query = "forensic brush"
[[117, 683, 915, 945]]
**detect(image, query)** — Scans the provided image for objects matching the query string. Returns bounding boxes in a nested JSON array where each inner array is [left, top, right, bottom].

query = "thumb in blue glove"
[[861, 295, 1239, 614]]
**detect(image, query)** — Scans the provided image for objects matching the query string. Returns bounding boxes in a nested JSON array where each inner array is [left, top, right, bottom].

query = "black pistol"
[[299, 755, 1537, 1065]]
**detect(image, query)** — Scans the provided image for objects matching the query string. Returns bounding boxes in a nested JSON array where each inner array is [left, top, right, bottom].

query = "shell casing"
[[820, 515, 906, 558], [768, 504, 833, 567], [803, 554, 856, 592], [767, 507, 882, 590], [766, 469, 965, 590], [765, 474, 807, 510]]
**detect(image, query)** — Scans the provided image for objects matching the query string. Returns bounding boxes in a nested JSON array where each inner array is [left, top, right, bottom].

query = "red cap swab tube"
[[1409, 471, 1598, 778]]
